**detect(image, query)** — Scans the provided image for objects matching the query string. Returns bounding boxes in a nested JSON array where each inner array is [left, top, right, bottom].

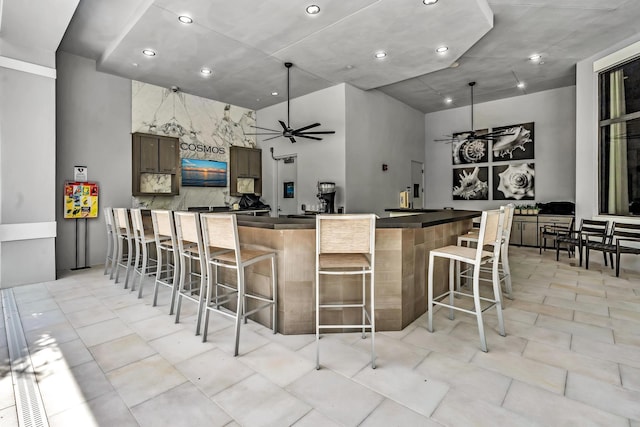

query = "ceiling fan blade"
[[263, 135, 282, 141], [297, 135, 322, 141], [295, 131, 336, 135], [252, 132, 282, 135], [279, 120, 288, 130], [289, 137, 297, 143], [293, 123, 320, 133], [251, 125, 281, 132]]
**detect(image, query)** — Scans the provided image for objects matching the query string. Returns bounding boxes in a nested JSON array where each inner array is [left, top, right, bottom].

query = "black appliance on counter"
[[537, 201, 575, 215], [239, 194, 270, 210], [317, 182, 336, 214]]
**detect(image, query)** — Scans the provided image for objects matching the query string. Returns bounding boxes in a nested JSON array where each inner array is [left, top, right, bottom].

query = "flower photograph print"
[[452, 130, 489, 165], [493, 163, 535, 200], [492, 122, 534, 161], [453, 166, 489, 200]]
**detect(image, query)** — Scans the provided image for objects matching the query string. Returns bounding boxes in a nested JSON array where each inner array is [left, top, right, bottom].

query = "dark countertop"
[[384, 208, 442, 212], [236, 210, 481, 230]]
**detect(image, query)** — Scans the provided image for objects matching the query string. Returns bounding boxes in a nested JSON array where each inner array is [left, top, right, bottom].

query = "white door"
[[277, 155, 297, 216], [411, 160, 424, 209]]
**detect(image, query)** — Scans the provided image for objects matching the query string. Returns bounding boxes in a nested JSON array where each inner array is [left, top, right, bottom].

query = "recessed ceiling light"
[[271, 92, 279, 96], [132, 62, 138, 67], [423, 0, 438, 4], [142, 49, 156, 57], [444, 97, 452, 104], [178, 15, 193, 24], [529, 54, 542, 62], [517, 82, 526, 89], [200, 67, 212, 76], [375, 51, 387, 59], [436, 46, 449, 54], [306, 5, 320, 14]]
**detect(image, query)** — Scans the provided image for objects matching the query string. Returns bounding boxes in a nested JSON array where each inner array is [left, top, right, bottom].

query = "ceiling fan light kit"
[[435, 81, 514, 143], [252, 62, 335, 143]]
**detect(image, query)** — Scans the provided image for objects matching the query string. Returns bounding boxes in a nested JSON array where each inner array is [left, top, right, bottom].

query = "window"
[[599, 56, 640, 216]]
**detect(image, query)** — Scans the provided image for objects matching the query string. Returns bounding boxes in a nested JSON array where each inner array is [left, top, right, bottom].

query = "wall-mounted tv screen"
[[181, 158, 227, 187]]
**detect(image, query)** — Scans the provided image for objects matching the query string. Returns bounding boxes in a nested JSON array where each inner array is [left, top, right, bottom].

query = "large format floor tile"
[[2, 246, 640, 425]]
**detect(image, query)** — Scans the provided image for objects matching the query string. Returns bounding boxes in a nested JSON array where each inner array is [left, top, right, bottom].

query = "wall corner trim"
[[0, 222, 57, 242], [0, 55, 56, 79], [593, 40, 640, 73]]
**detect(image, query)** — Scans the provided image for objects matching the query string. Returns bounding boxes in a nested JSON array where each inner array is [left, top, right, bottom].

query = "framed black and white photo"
[[491, 122, 535, 161], [493, 163, 535, 200], [452, 166, 489, 200], [452, 129, 489, 165]]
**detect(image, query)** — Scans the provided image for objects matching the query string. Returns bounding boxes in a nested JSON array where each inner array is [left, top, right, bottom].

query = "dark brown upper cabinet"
[[132, 132, 179, 196]]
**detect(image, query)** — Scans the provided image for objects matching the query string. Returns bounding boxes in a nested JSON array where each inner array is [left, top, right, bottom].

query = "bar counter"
[[231, 210, 480, 334]]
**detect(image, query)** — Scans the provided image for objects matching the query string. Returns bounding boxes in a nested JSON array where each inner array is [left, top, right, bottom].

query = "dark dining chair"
[[539, 218, 574, 255], [585, 222, 640, 276], [555, 219, 609, 267]]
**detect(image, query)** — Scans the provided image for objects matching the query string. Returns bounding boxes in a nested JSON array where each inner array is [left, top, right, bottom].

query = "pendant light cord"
[[469, 81, 475, 130]]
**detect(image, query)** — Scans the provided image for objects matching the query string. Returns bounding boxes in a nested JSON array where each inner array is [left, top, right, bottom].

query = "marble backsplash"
[[131, 80, 257, 211], [139, 173, 172, 193]]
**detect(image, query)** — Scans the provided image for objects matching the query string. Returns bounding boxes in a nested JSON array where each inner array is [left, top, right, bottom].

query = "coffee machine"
[[316, 182, 336, 214]]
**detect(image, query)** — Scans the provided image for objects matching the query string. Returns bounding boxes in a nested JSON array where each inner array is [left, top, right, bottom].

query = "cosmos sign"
[[179, 142, 226, 155]]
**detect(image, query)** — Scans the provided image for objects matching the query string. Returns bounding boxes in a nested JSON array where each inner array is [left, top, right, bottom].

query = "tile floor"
[[1, 247, 640, 426]]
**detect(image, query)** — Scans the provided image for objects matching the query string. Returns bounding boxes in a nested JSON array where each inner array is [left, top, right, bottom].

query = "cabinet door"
[[510, 221, 522, 245], [140, 135, 159, 172], [521, 221, 538, 246], [248, 149, 261, 178], [158, 137, 177, 173], [236, 148, 251, 177]]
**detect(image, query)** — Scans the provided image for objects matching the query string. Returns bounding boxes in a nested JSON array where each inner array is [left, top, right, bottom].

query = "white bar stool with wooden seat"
[[103, 207, 118, 278], [151, 210, 180, 314], [130, 209, 159, 298], [457, 203, 515, 299], [428, 208, 506, 352], [113, 208, 134, 289], [200, 213, 277, 356], [315, 214, 376, 370], [173, 211, 206, 335]]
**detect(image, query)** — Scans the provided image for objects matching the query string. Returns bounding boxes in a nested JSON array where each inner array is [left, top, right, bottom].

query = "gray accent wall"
[[575, 33, 640, 272], [256, 83, 425, 217], [257, 84, 347, 215], [424, 86, 576, 210], [56, 51, 132, 270], [345, 85, 425, 215], [0, 67, 56, 286]]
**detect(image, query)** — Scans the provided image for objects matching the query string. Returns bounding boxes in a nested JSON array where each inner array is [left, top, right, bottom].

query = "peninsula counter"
[[229, 210, 480, 334]]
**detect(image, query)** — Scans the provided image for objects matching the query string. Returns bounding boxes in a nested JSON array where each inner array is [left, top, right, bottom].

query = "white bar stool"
[[151, 210, 180, 314], [113, 208, 134, 289], [130, 209, 158, 298], [173, 211, 206, 335], [457, 203, 515, 299], [103, 207, 117, 277], [315, 214, 376, 370], [427, 208, 506, 352], [200, 213, 277, 356]]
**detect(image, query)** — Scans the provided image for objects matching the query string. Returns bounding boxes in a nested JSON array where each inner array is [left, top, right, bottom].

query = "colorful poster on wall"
[[64, 182, 99, 218]]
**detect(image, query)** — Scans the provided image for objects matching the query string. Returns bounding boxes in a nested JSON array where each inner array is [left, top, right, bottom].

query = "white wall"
[[345, 85, 425, 215], [575, 33, 640, 225], [56, 51, 132, 270], [575, 33, 640, 273], [257, 84, 346, 215], [1, 65, 57, 286], [424, 86, 577, 210]]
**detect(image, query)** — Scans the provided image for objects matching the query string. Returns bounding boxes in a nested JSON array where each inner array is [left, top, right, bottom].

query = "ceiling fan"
[[252, 62, 335, 143], [434, 82, 514, 143]]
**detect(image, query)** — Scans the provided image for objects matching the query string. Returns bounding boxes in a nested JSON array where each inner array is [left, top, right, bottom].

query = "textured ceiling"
[[57, 0, 640, 113]]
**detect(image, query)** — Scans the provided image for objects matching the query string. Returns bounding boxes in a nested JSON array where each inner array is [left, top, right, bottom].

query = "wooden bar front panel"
[[235, 218, 472, 334]]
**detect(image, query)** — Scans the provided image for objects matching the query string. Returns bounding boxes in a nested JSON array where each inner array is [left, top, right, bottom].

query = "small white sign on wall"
[[74, 166, 88, 182]]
